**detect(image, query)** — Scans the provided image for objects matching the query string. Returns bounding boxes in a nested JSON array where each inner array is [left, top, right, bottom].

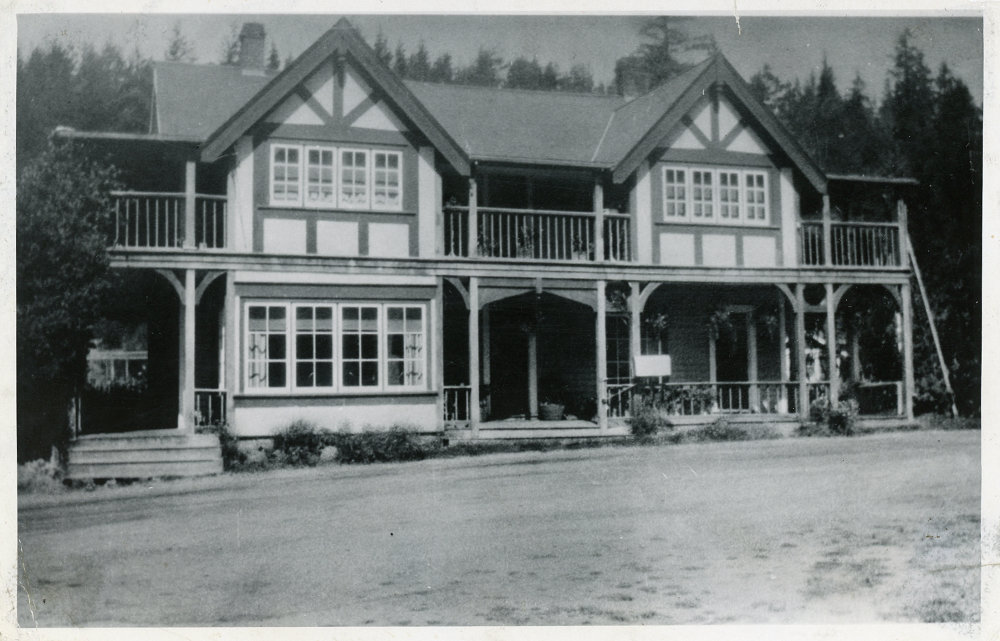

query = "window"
[[662, 166, 769, 226], [244, 301, 428, 394], [386, 306, 424, 387], [247, 305, 288, 389], [295, 305, 335, 389], [270, 145, 301, 205], [269, 143, 403, 211], [305, 147, 335, 207]]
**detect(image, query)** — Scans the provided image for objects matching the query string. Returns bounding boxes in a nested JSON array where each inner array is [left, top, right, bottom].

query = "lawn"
[[17, 429, 980, 626]]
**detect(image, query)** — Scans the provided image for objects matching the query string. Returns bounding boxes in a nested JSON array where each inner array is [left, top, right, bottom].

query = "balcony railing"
[[194, 388, 227, 427], [800, 221, 902, 267], [443, 206, 631, 262], [607, 380, 832, 418], [111, 191, 227, 249], [443, 385, 472, 427]]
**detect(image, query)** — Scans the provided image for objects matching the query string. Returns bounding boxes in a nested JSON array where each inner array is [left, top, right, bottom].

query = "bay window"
[[244, 301, 427, 393], [661, 165, 769, 225], [269, 142, 402, 211]]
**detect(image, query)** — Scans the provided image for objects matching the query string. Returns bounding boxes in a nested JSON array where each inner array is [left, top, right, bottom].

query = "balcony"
[[111, 191, 227, 250], [444, 205, 632, 262], [800, 221, 903, 268]]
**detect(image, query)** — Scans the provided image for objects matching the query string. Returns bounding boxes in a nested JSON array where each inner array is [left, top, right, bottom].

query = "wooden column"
[[821, 194, 832, 267], [223, 270, 236, 429], [901, 282, 915, 421], [747, 310, 759, 411], [795, 284, 808, 418], [593, 176, 605, 262], [596, 280, 608, 430], [178, 268, 196, 430], [630, 282, 642, 366], [468, 277, 481, 435], [468, 177, 478, 257], [527, 331, 538, 419], [778, 290, 789, 413], [898, 199, 909, 269], [434, 278, 445, 430], [825, 283, 839, 406], [849, 322, 862, 382], [482, 306, 491, 386], [184, 160, 196, 249]]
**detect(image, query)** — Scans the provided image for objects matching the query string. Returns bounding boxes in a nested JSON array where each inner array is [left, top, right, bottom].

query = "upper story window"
[[662, 165, 769, 226], [269, 143, 403, 212]]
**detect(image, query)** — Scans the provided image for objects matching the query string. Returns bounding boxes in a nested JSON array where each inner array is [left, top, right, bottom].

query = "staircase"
[[66, 430, 223, 480]]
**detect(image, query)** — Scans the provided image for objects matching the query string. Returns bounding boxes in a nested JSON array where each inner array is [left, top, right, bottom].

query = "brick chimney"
[[239, 22, 266, 74]]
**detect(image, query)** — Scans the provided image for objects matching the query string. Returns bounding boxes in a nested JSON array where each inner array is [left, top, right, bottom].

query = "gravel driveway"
[[17, 429, 980, 626]]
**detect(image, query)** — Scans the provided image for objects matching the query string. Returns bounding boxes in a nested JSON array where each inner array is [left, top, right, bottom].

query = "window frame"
[[303, 145, 337, 209], [269, 144, 303, 207], [371, 149, 404, 212], [661, 165, 770, 227], [337, 147, 371, 210], [242, 300, 429, 396]]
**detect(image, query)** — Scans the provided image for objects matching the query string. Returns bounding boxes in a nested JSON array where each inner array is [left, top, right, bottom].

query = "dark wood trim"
[[296, 86, 334, 126], [235, 283, 436, 300], [342, 95, 377, 127], [655, 148, 775, 168]]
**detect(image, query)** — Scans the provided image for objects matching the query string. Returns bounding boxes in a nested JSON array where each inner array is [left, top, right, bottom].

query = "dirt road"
[[17, 429, 980, 626]]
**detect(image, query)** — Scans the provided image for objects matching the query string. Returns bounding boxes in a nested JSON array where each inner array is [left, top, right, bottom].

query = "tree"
[[164, 21, 195, 62], [880, 29, 935, 177], [393, 42, 408, 77], [456, 48, 505, 87], [560, 63, 594, 93], [429, 53, 453, 83], [372, 28, 392, 67], [17, 42, 77, 162], [17, 141, 121, 461], [540, 62, 560, 91], [506, 56, 543, 90], [219, 22, 241, 65], [748, 63, 790, 113], [407, 42, 431, 81], [613, 16, 715, 95], [267, 41, 281, 71]]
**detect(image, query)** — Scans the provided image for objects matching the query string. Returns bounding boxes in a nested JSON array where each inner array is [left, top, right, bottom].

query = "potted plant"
[[538, 374, 568, 420]]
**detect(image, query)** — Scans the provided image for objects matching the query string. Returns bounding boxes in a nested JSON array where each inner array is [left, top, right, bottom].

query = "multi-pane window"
[[244, 302, 427, 393], [372, 151, 402, 210], [247, 305, 288, 389], [386, 306, 424, 387], [663, 169, 687, 218], [269, 143, 402, 211], [305, 147, 335, 207], [295, 305, 334, 389], [744, 172, 768, 221], [662, 166, 769, 225], [691, 170, 714, 219], [270, 145, 301, 205], [719, 171, 740, 220], [341, 305, 380, 389], [339, 150, 369, 209]]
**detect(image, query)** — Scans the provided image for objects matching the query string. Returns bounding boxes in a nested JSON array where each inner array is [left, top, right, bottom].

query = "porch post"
[[468, 277, 481, 435], [747, 309, 758, 411], [434, 278, 445, 429], [778, 290, 789, 412], [825, 283, 839, 406], [596, 280, 608, 430], [822, 194, 832, 267], [468, 177, 478, 257], [223, 270, 236, 428], [629, 282, 641, 366], [593, 176, 605, 261], [901, 282, 915, 421], [849, 322, 862, 382], [527, 331, 538, 419], [795, 283, 808, 419], [184, 160, 196, 249], [178, 268, 196, 430]]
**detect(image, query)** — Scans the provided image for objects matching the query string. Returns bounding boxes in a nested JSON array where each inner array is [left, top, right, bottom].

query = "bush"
[[809, 399, 859, 436], [18, 458, 64, 493], [628, 396, 672, 439], [333, 426, 431, 464], [684, 418, 781, 443], [196, 422, 244, 470], [272, 420, 332, 467]]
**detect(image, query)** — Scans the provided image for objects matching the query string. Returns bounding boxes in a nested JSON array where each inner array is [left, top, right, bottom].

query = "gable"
[[660, 94, 772, 157], [201, 19, 469, 174]]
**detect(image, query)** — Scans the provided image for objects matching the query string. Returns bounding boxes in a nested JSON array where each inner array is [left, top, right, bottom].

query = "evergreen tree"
[[748, 63, 790, 113], [560, 63, 594, 93], [393, 42, 408, 77], [429, 53, 454, 83], [506, 57, 543, 90], [408, 42, 431, 81], [267, 42, 281, 71], [373, 28, 392, 67], [456, 48, 505, 87], [613, 16, 715, 95], [880, 29, 935, 177], [540, 62, 560, 91], [219, 22, 241, 65], [165, 21, 195, 62]]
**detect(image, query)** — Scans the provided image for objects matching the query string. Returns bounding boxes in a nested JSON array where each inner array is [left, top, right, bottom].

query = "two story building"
[[63, 19, 916, 467]]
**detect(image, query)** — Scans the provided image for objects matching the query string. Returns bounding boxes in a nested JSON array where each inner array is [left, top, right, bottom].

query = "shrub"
[[196, 422, 244, 471], [685, 418, 780, 443], [809, 399, 859, 436], [332, 426, 430, 464], [628, 396, 672, 439], [272, 420, 331, 467], [18, 458, 64, 493]]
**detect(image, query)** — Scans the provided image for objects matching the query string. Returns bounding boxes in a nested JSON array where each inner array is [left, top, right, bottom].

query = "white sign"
[[633, 354, 671, 377]]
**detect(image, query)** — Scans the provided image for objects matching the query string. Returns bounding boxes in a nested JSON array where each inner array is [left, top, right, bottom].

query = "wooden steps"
[[66, 431, 223, 480]]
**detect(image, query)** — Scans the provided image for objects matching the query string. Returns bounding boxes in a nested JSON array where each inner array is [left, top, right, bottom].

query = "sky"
[[16, 13, 984, 106]]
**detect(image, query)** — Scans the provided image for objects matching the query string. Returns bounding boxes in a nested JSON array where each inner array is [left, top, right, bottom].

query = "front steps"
[[66, 430, 223, 480]]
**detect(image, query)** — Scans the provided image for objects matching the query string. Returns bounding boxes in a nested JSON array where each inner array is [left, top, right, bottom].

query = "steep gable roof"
[[199, 18, 470, 175]]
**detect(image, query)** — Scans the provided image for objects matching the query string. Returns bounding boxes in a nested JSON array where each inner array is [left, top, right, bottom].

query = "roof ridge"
[[405, 79, 623, 101]]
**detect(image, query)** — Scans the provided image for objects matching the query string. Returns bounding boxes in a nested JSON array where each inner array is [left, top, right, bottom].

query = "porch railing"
[[854, 381, 903, 416], [606, 380, 832, 417], [111, 191, 227, 249], [443, 385, 472, 426], [800, 221, 902, 267], [194, 389, 227, 427], [443, 206, 631, 262]]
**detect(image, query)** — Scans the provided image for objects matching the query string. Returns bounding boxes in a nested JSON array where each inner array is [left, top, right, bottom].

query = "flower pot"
[[539, 403, 565, 421]]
